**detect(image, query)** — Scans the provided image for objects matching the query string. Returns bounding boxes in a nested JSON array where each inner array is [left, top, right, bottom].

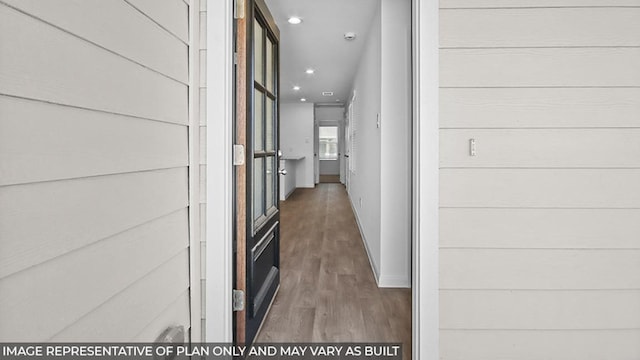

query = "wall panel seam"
[[0, 1, 189, 85], [0, 94, 189, 127], [45, 251, 190, 341], [0, 166, 190, 188], [123, 0, 189, 46]]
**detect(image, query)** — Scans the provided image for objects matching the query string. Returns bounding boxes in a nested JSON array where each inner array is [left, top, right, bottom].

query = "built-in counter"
[[279, 156, 305, 201]]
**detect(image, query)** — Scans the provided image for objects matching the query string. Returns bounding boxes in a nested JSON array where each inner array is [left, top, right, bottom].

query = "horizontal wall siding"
[[441, 129, 640, 168], [2, 0, 188, 82], [441, 208, 640, 249], [125, 0, 189, 43], [0, 96, 188, 186], [441, 48, 640, 87], [0, 4, 187, 124], [441, 0, 640, 7], [441, 330, 640, 360], [51, 251, 190, 341], [0, 0, 192, 342], [441, 88, 640, 128], [0, 210, 188, 341], [441, 169, 640, 208], [441, 249, 640, 289], [441, 8, 640, 48], [441, 290, 640, 329], [439, 0, 640, 358]]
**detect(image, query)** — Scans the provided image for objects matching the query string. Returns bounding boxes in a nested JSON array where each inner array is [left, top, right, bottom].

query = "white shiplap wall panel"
[[440, 330, 640, 360], [125, 0, 189, 43], [0, 210, 189, 341], [132, 291, 191, 342], [0, 168, 188, 279], [0, 96, 188, 186], [0, 4, 187, 124], [440, 88, 640, 129], [51, 251, 190, 341], [440, 249, 640, 290], [441, 169, 640, 208], [440, 129, 640, 168], [0, 0, 193, 343], [441, 48, 640, 87], [1, 0, 188, 83], [440, 0, 640, 356], [441, 0, 640, 8], [441, 290, 640, 329], [440, 208, 640, 249], [441, 8, 640, 48]]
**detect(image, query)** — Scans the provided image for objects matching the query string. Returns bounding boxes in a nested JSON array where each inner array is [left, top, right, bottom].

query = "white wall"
[[280, 102, 315, 188], [347, 0, 412, 287], [348, 3, 382, 279], [439, 1, 640, 359]]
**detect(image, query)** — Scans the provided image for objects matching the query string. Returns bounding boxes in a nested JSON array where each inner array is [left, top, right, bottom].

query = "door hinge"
[[233, 144, 245, 166], [233, 52, 238, 65], [234, 0, 245, 19], [232, 289, 245, 311]]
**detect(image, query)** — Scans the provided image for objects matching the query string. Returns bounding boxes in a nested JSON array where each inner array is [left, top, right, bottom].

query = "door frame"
[[206, 0, 440, 358]]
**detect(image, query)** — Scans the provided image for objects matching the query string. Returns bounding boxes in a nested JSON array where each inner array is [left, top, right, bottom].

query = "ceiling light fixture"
[[300, 98, 307, 102], [305, 69, 315, 74], [293, 86, 300, 91], [288, 17, 302, 25], [344, 32, 357, 41]]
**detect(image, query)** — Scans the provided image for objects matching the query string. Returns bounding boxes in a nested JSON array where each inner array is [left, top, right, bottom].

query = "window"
[[319, 126, 339, 160]]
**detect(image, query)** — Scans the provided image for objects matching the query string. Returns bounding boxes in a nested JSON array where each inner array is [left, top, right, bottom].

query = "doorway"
[[318, 125, 341, 183], [241, 0, 413, 352], [209, 0, 437, 356]]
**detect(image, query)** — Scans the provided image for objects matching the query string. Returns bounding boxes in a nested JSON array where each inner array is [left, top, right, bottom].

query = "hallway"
[[256, 184, 411, 355]]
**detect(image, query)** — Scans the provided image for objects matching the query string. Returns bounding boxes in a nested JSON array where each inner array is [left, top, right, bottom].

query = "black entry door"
[[234, 0, 280, 345]]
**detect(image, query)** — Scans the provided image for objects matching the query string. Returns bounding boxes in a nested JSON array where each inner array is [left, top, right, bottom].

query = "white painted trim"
[[378, 275, 411, 288], [349, 197, 381, 284], [412, 0, 440, 359], [188, 0, 203, 342], [205, 0, 233, 342]]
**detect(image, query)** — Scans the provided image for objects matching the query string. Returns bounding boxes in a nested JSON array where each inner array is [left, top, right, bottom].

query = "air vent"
[[322, 92, 334, 96]]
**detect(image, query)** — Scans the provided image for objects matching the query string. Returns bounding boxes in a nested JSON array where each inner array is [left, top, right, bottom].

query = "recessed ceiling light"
[[305, 69, 315, 74], [293, 86, 300, 91], [300, 98, 307, 102], [288, 17, 302, 25]]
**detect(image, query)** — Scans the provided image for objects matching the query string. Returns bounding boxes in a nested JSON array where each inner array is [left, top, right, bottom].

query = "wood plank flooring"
[[256, 184, 412, 359]]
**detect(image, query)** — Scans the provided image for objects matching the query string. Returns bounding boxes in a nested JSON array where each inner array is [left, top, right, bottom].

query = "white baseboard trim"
[[348, 196, 380, 285], [378, 274, 411, 288]]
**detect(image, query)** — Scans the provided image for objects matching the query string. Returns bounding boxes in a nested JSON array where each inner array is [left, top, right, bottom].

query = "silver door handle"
[[278, 169, 287, 175]]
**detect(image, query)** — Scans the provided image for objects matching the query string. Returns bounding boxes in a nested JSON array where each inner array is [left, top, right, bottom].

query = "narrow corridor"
[[256, 184, 411, 357]]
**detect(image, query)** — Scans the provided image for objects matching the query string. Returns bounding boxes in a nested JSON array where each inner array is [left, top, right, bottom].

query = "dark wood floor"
[[256, 184, 412, 359], [319, 175, 341, 183]]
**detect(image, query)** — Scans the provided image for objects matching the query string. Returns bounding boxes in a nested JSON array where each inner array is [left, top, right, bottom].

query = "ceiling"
[[264, 0, 380, 104]]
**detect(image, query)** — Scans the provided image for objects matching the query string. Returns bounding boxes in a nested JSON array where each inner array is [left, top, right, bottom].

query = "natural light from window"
[[319, 126, 338, 160]]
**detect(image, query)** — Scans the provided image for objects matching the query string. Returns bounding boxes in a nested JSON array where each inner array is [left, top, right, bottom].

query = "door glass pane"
[[254, 91, 264, 152], [254, 158, 265, 221], [266, 37, 274, 92], [266, 156, 275, 210], [254, 19, 264, 85], [319, 126, 339, 160], [266, 97, 274, 151]]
